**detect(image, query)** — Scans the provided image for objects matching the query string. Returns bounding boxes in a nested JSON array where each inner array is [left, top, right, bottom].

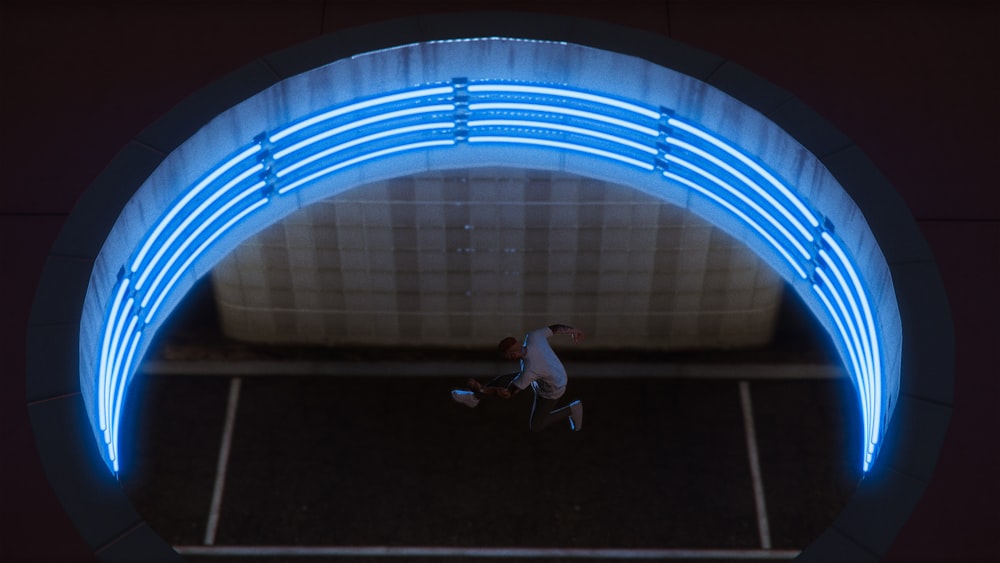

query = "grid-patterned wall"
[[211, 168, 784, 350]]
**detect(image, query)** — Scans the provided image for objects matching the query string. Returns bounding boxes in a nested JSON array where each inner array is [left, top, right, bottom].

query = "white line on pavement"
[[204, 377, 242, 546], [739, 380, 772, 549], [174, 545, 801, 559]]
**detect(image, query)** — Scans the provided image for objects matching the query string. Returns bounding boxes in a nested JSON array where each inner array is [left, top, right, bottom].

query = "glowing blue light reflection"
[[93, 78, 886, 478], [664, 170, 808, 280], [469, 102, 659, 136], [131, 145, 262, 275], [268, 86, 455, 143], [98, 279, 129, 432], [819, 249, 875, 416], [823, 232, 882, 442], [468, 83, 660, 119], [276, 123, 456, 179], [666, 118, 821, 230], [277, 139, 456, 195], [137, 164, 265, 295], [273, 105, 456, 160], [468, 119, 658, 155], [665, 137, 814, 245], [469, 136, 654, 171], [145, 193, 270, 324], [663, 154, 812, 262], [815, 267, 874, 457]]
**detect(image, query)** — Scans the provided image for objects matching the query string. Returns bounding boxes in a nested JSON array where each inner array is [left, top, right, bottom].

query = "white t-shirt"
[[511, 327, 567, 399]]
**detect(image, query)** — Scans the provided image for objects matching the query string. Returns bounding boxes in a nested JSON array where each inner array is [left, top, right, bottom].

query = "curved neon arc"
[[108, 316, 140, 461], [275, 122, 456, 179], [666, 118, 821, 230], [130, 144, 263, 276], [110, 329, 143, 472], [138, 164, 265, 300], [814, 266, 874, 452], [94, 79, 886, 477], [824, 232, 883, 439], [811, 283, 868, 419], [467, 83, 660, 119], [819, 250, 876, 407], [468, 135, 655, 171], [103, 296, 135, 439], [268, 85, 455, 143], [812, 282, 873, 470], [817, 241, 883, 460], [98, 279, 130, 431], [468, 102, 659, 137], [468, 119, 659, 155], [662, 153, 812, 264], [665, 136, 814, 244], [273, 104, 457, 161], [144, 186, 270, 324], [276, 139, 457, 196], [664, 170, 808, 281]]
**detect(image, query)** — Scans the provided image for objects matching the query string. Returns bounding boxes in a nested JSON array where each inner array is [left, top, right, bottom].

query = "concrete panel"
[[832, 463, 928, 557], [705, 60, 793, 115], [25, 323, 80, 403], [95, 523, 182, 562], [77, 274, 108, 428], [420, 11, 575, 46], [797, 526, 878, 562], [822, 145, 934, 265], [27, 255, 93, 327], [559, 15, 725, 81], [134, 59, 280, 155], [28, 394, 142, 550], [50, 142, 164, 260], [890, 260, 955, 404], [767, 97, 854, 159], [881, 394, 952, 482], [268, 17, 423, 79]]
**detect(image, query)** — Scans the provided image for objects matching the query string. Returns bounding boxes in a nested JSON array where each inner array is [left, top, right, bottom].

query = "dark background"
[[3, 1, 998, 561]]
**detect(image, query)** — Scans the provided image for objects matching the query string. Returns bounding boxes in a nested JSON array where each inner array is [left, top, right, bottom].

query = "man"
[[451, 324, 585, 432]]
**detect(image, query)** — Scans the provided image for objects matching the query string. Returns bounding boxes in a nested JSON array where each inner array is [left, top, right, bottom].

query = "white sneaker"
[[451, 389, 480, 408], [568, 400, 583, 431]]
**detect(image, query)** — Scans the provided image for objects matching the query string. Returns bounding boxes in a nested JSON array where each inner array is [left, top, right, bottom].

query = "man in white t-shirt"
[[451, 324, 584, 432]]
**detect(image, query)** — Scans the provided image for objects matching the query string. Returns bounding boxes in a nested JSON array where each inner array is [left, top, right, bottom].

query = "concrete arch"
[[26, 13, 952, 561]]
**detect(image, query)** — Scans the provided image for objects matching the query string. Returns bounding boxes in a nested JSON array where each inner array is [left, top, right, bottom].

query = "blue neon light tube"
[[93, 78, 886, 477]]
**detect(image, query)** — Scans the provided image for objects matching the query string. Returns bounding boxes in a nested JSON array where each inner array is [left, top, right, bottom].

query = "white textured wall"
[[212, 168, 783, 350]]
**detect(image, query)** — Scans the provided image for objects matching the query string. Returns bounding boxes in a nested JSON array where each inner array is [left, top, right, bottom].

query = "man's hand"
[[471, 378, 516, 399], [480, 386, 514, 398], [549, 324, 585, 343]]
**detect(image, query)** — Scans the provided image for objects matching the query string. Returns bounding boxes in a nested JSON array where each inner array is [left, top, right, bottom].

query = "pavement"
[[118, 364, 861, 562], [116, 278, 861, 561]]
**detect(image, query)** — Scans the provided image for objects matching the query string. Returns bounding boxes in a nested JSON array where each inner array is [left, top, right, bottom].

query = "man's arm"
[[475, 380, 522, 399], [469, 372, 523, 399], [548, 324, 585, 343], [491, 382, 521, 399]]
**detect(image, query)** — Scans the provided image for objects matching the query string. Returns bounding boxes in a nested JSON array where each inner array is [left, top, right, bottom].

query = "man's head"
[[497, 336, 523, 360]]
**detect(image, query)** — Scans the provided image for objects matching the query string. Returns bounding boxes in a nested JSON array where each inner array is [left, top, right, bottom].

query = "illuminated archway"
[[91, 75, 890, 475], [27, 13, 952, 561]]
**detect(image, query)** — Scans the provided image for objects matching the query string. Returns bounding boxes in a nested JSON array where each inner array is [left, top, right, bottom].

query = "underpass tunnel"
[[78, 57, 897, 478], [24, 16, 953, 561]]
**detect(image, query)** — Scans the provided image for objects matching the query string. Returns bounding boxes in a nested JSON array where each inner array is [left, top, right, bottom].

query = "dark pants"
[[483, 372, 574, 432], [528, 392, 575, 432]]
